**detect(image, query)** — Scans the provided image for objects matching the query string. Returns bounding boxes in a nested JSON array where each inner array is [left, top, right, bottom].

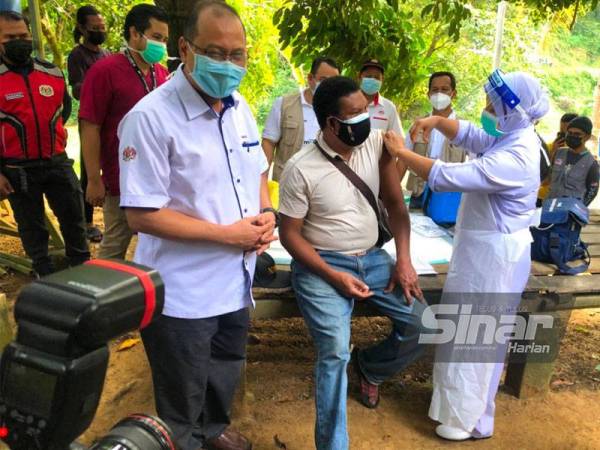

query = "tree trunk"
[[155, 0, 196, 71], [40, 14, 62, 68]]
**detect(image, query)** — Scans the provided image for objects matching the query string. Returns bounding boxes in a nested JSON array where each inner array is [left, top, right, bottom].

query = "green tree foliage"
[[229, 0, 292, 117], [274, 0, 472, 110], [273, 0, 597, 117], [34, 0, 148, 68], [30, 0, 600, 130]]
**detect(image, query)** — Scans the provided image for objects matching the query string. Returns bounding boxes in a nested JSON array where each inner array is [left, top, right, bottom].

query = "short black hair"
[[310, 57, 339, 76], [123, 4, 168, 41], [0, 10, 30, 28], [74, 5, 100, 43], [429, 71, 456, 91], [184, 0, 244, 41], [568, 116, 593, 135], [313, 76, 361, 129], [561, 112, 578, 124]]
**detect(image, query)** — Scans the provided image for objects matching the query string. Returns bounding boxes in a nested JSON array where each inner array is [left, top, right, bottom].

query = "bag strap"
[[548, 231, 591, 275], [315, 141, 381, 221]]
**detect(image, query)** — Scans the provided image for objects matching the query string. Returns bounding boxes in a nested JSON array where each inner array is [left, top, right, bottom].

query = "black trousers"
[[3, 157, 90, 275], [79, 149, 94, 224], [141, 307, 250, 450]]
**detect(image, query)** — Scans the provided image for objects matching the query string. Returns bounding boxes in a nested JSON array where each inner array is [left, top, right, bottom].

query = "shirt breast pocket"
[[281, 119, 300, 146], [242, 139, 260, 153]]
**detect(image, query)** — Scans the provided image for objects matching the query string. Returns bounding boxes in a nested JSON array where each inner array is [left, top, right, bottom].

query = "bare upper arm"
[[379, 148, 404, 207], [280, 214, 304, 236]]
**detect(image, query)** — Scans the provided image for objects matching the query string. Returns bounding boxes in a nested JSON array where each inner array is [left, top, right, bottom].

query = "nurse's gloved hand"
[[331, 271, 373, 300], [385, 259, 425, 306], [409, 116, 441, 146], [382, 131, 407, 158]]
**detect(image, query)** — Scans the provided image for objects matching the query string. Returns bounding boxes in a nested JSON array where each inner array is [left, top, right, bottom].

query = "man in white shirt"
[[358, 58, 403, 135], [279, 76, 425, 450], [262, 56, 339, 181], [398, 71, 466, 208], [117, 2, 276, 450]]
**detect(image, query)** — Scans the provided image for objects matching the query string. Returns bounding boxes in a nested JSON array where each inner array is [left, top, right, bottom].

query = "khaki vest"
[[406, 127, 466, 197], [272, 92, 305, 181]]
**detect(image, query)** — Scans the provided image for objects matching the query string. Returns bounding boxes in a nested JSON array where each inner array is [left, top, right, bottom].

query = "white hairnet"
[[485, 71, 549, 132]]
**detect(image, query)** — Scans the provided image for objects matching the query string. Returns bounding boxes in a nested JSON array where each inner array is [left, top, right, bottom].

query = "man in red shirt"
[[79, 3, 169, 259]]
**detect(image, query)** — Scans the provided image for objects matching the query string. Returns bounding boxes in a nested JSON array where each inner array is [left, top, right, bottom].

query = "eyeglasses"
[[186, 40, 247, 64]]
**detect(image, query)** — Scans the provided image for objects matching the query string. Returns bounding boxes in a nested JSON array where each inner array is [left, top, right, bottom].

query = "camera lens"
[[89, 413, 176, 450]]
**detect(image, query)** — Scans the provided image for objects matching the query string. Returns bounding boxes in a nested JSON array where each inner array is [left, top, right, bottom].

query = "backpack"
[[530, 197, 590, 275], [422, 184, 462, 228]]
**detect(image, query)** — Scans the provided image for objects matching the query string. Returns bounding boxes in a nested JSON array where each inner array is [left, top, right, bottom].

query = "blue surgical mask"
[[480, 109, 505, 137], [361, 77, 382, 95], [189, 52, 247, 99]]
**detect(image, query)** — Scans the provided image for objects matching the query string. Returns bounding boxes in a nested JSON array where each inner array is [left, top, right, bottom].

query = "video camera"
[[0, 259, 176, 450]]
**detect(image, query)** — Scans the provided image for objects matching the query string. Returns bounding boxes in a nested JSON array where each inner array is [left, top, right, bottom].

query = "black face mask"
[[3, 39, 33, 66], [565, 134, 583, 149], [332, 112, 371, 147], [87, 31, 106, 46]]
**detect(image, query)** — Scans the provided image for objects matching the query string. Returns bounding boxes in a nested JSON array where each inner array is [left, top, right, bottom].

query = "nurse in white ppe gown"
[[383, 70, 549, 441]]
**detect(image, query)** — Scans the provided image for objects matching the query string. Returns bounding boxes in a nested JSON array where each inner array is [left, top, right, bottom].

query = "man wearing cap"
[[398, 71, 466, 209], [548, 115, 599, 205], [262, 56, 340, 181], [358, 59, 403, 135]]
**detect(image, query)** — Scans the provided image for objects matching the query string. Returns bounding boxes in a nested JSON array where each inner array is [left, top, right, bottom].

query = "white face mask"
[[429, 92, 452, 111]]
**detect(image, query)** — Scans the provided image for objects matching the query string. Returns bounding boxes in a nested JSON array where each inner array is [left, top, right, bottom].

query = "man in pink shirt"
[[79, 3, 169, 259]]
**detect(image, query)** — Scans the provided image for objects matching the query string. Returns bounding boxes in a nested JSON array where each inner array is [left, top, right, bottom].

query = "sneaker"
[[435, 425, 472, 441], [352, 348, 380, 409]]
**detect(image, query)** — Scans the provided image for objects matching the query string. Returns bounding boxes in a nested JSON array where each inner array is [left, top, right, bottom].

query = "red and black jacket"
[[0, 57, 69, 162]]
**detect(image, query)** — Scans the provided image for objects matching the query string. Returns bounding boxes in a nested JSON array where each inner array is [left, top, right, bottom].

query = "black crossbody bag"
[[316, 142, 393, 247]]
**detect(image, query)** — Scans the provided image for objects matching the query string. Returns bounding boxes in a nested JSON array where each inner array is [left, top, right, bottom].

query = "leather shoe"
[[352, 348, 380, 409], [206, 428, 252, 450]]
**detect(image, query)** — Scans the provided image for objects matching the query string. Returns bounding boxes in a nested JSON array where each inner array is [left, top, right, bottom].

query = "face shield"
[[481, 69, 530, 137]]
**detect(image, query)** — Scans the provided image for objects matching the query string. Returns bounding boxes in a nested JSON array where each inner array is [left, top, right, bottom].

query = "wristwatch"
[[261, 207, 280, 227]]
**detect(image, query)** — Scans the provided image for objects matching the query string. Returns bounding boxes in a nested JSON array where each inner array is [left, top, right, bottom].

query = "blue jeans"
[[292, 248, 427, 450]]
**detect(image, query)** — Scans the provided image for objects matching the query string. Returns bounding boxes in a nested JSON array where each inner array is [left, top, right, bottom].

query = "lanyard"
[[124, 49, 156, 94]]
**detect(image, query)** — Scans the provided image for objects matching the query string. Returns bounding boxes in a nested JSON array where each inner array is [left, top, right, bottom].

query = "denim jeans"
[[292, 248, 427, 450]]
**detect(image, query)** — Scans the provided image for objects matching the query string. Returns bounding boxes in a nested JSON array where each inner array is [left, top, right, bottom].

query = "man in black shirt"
[[67, 5, 110, 242]]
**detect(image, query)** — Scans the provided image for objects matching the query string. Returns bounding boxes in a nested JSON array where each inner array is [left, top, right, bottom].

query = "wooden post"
[[504, 295, 574, 398]]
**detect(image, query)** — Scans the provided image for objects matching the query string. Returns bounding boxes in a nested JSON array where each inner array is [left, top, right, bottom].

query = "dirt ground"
[[1, 230, 600, 450]]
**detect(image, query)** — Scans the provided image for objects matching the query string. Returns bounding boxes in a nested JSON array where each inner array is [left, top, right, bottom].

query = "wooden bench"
[[250, 212, 600, 399]]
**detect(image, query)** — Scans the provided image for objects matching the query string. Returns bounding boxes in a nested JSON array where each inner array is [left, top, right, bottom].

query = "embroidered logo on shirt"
[[5, 92, 24, 101], [39, 85, 54, 97], [554, 158, 563, 166], [122, 147, 137, 161]]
